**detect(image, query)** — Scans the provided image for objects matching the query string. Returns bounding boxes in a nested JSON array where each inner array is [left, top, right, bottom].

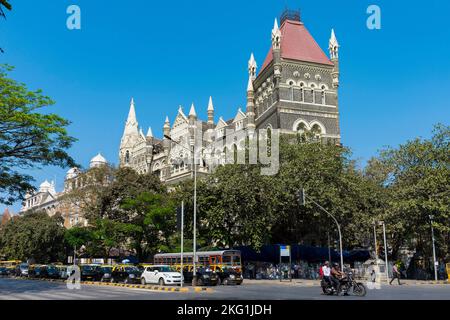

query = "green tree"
[[0, 65, 77, 204], [0, 211, 66, 263], [121, 192, 177, 261], [267, 136, 378, 249], [366, 124, 450, 261]]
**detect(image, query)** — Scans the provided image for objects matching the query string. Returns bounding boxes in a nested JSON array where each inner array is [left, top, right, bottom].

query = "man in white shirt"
[[322, 261, 331, 285]]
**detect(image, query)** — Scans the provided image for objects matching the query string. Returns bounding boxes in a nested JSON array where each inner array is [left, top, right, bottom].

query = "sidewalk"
[[243, 279, 449, 286], [244, 279, 319, 287]]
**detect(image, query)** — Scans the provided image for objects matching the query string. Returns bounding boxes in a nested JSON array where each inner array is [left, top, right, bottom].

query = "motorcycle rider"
[[330, 263, 344, 294], [322, 261, 331, 285]]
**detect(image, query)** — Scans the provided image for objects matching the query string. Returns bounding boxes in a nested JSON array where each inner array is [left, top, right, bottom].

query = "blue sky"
[[1, 0, 449, 213]]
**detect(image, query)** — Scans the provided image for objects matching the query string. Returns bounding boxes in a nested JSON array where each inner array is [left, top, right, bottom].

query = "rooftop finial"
[[146, 127, 153, 137], [280, 9, 301, 25], [208, 96, 214, 111], [329, 28, 339, 60], [189, 103, 197, 117]]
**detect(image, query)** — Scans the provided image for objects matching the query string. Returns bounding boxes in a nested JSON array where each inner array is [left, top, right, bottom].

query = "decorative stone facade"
[[119, 11, 341, 183]]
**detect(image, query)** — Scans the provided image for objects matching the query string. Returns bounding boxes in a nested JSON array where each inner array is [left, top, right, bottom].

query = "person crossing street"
[[390, 263, 402, 285]]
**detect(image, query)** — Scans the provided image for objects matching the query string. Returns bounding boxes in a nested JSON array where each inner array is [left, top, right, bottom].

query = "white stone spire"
[[248, 53, 257, 80], [329, 28, 339, 60], [273, 18, 279, 32], [207, 96, 214, 111], [272, 18, 281, 49], [189, 103, 197, 117], [121, 97, 139, 143], [146, 127, 153, 138], [139, 127, 145, 139], [127, 98, 137, 125]]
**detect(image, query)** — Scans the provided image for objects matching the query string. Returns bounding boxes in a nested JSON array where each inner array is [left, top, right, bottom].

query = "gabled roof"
[[233, 108, 247, 123], [261, 19, 333, 71], [173, 106, 188, 128], [215, 117, 228, 130]]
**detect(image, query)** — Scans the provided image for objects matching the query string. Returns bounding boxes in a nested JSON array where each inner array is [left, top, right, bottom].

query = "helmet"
[[333, 263, 339, 267], [324, 261, 329, 265]]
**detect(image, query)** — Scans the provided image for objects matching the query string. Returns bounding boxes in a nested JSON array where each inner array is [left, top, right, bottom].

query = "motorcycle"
[[321, 271, 367, 297]]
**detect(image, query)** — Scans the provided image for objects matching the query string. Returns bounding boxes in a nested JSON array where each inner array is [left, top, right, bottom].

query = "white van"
[[140, 265, 182, 286]]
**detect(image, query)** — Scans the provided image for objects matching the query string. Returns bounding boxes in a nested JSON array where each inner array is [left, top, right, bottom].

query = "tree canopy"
[[0, 211, 66, 263], [0, 65, 77, 204]]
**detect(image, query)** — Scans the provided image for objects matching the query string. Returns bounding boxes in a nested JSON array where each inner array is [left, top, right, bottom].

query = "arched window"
[[296, 122, 307, 134], [267, 127, 272, 157], [310, 84, 316, 104], [288, 80, 295, 101], [311, 124, 323, 140], [321, 85, 326, 105], [300, 82, 305, 101], [125, 150, 130, 164], [233, 144, 238, 164]]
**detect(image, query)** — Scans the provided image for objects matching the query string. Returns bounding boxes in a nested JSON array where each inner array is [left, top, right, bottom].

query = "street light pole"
[[380, 221, 389, 285], [180, 201, 184, 288], [429, 215, 438, 282], [305, 195, 344, 269], [192, 129, 198, 286], [373, 221, 378, 260], [164, 133, 198, 286]]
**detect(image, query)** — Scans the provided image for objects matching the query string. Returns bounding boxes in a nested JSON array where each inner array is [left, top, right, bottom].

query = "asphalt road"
[[0, 278, 449, 300]]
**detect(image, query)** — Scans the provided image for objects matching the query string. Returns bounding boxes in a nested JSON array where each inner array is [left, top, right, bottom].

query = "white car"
[[140, 265, 182, 286]]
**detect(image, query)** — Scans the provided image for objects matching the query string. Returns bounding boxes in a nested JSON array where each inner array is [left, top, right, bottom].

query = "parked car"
[[99, 265, 113, 282], [80, 264, 102, 281], [29, 265, 48, 278], [213, 266, 243, 285], [110, 265, 142, 284], [0, 266, 9, 276], [14, 263, 29, 277], [140, 265, 182, 286], [56, 265, 70, 279], [181, 265, 219, 286], [46, 265, 62, 279]]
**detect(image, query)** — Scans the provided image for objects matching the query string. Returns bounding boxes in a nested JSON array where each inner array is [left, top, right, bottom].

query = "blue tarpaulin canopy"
[[233, 245, 370, 264]]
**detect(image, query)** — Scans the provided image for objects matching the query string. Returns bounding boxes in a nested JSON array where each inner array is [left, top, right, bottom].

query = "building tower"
[[119, 98, 140, 167], [329, 28, 341, 142], [246, 53, 257, 134], [251, 9, 341, 144], [163, 116, 171, 178]]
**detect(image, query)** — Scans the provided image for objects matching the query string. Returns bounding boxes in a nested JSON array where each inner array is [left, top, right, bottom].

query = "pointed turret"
[[248, 53, 257, 80], [329, 28, 340, 88], [189, 103, 197, 118], [139, 127, 146, 139], [207, 96, 214, 129], [246, 74, 255, 133], [207, 96, 214, 112], [163, 116, 170, 136], [126, 98, 137, 126], [119, 98, 140, 168], [146, 127, 153, 138], [329, 28, 339, 60], [271, 18, 281, 50]]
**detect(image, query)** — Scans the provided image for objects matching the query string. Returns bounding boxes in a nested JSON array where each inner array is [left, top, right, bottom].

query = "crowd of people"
[[243, 261, 321, 280]]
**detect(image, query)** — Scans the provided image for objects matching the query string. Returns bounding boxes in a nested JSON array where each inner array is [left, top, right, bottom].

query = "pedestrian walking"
[[389, 263, 402, 285]]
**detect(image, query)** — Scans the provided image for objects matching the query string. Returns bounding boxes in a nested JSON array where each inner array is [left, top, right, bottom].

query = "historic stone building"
[[20, 153, 109, 228], [119, 10, 341, 183]]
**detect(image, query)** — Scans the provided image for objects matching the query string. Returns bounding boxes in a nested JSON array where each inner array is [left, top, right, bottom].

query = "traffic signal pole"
[[298, 189, 344, 269]]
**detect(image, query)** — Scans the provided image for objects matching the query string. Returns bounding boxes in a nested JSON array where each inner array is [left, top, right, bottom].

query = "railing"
[[280, 9, 301, 25]]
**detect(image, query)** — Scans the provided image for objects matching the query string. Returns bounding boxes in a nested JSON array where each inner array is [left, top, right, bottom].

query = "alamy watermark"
[[367, 4, 381, 30], [171, 120, 280, 176], [66, 5, 81, 30]]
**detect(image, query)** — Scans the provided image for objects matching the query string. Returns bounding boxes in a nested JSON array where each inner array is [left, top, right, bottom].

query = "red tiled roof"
[[261, 19, 333, 71]]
